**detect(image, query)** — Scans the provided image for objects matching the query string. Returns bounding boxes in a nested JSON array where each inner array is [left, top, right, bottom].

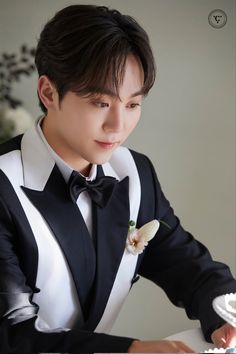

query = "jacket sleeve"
[[132, 151, 236, 342], [0, 195, 134, 353]]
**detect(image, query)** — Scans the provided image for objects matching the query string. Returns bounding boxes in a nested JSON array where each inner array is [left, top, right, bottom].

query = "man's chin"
[[90, 151, 114, 166]]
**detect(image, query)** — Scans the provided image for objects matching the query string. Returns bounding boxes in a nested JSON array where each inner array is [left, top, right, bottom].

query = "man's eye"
[[93, 102, 109, 108], [127, 103, 141, 109]]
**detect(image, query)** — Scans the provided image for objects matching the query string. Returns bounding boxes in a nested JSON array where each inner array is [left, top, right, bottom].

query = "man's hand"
[[211, 323, 236, 348], [128, 339, 195, 353]]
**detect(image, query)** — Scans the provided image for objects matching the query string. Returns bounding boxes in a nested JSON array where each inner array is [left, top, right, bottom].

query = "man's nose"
[[103, 107, 124, 133]]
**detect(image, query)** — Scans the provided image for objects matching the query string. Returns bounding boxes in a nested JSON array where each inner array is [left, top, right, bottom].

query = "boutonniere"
[[126, 219, 171, 255], [126, 219, 160, 255]]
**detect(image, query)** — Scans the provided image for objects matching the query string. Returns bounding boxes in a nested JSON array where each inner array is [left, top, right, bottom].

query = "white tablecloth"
[[165, 328, 215, 352]]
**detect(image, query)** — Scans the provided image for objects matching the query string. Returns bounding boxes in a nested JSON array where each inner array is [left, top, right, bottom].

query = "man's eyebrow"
[[93, 88, 144, 98]]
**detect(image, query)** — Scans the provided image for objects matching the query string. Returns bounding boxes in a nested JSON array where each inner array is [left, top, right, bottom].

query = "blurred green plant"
[[0, 110, 14, 143], [0, 44, 35, 143], [0, 44, 36, 108]]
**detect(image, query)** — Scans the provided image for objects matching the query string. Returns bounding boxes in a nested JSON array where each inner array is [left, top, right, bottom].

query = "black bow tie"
[[68, 170, 118, 208]]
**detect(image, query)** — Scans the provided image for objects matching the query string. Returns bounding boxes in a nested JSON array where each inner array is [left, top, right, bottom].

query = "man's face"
[[42, 55, 144, 173]]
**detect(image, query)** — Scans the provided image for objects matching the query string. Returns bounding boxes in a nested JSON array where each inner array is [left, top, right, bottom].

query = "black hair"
[[35, 4, 156, 113]]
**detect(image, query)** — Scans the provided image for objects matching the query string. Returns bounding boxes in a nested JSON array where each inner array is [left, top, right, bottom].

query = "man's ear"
[[37, 75, 58, 111]]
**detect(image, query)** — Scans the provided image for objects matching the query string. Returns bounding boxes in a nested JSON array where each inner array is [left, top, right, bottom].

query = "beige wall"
[[0, 0, 235, 340]]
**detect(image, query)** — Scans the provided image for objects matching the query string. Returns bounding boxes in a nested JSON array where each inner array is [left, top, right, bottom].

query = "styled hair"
[[35, 4, 156, 113]]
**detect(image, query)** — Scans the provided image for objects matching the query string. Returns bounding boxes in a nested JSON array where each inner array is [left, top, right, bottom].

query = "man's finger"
[[225, 335, 236, 348], [212, 337, 227, 349]]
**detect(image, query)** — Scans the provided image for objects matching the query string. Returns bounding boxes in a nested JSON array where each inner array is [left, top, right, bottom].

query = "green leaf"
[[159, 219, 171, 230]]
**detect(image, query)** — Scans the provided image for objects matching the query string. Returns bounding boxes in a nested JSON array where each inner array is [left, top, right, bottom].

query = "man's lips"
[[95, 140, 119, 149]]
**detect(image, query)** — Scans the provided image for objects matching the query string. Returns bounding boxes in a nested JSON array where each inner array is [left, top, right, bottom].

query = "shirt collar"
[[36, 117, 97, 183]]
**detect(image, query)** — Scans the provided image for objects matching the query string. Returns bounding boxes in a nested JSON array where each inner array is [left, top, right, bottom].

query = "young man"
[[0, 4, 235, 353]]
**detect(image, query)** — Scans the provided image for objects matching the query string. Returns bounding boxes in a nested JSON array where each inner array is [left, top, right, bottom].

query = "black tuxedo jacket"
[[0, 123, 236, 353]]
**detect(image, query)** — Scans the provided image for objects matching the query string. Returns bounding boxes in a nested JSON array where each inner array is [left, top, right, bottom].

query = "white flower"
[[126, 219, 160, 255], [3, 106, 33, 136]]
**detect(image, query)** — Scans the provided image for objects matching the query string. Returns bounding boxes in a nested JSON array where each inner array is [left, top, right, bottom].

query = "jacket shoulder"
[[0, 135, 22, 156], [129, 148, 154, 170]]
